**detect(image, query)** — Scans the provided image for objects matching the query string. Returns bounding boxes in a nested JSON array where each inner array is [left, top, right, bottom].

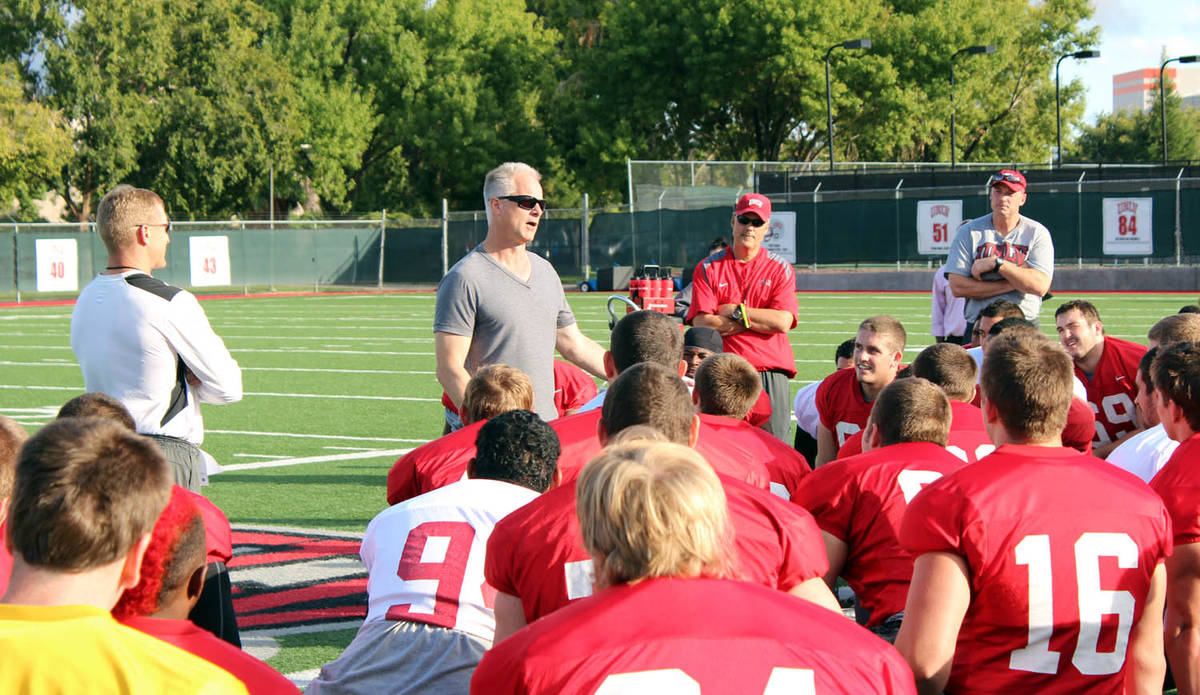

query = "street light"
[[949, 44, 996, 168], [824, 38, 872, 173], [1161, 55, 1200, 164], [1055, 49, 1100, 168]]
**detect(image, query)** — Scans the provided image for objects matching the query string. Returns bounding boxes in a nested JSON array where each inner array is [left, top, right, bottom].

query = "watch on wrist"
[[733, 303, 751, 328]]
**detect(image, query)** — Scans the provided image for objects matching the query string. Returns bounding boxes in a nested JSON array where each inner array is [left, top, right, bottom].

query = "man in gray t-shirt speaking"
[[944, 169, 1054, 325], [433, 162, 606, 423]]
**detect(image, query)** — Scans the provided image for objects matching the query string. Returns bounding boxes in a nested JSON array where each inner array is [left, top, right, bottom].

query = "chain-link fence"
[[4, 166, 1199, 298]]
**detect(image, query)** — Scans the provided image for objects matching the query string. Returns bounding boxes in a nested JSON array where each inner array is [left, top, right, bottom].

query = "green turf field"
[[0, 288, 1193, 686]]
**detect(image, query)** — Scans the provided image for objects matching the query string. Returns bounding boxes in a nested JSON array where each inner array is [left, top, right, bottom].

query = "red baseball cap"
[[735, 193, 771, 220], [989, 169, 1027, 193]]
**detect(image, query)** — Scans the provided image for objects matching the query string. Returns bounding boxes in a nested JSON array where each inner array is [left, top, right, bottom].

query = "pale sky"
[[1072, 0, 1200, 122]]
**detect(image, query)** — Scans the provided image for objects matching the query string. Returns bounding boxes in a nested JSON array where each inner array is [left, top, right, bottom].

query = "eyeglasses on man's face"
[[736, 214, 766, 228], [497, 195, 547, 211]]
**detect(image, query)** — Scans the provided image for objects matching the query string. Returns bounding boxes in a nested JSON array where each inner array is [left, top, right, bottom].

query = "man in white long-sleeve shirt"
[[70, 185, 242, 491]]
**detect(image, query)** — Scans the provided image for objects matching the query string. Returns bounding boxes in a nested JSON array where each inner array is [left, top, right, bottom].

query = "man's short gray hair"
[[483, 162, 541, 223]]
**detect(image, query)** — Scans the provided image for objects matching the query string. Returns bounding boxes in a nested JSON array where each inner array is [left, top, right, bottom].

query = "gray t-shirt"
[[434, 245, 575, 421], [944, 213, 1054, 322]]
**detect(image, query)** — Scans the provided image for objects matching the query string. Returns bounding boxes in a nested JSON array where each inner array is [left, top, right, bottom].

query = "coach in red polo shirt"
[[687, 193, 799, 441]]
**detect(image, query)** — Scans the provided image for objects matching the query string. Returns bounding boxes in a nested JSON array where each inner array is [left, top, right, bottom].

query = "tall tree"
[[34, 0, 307, 220], [0, 61, 71, 217], [1073, 84, 1200, 163]]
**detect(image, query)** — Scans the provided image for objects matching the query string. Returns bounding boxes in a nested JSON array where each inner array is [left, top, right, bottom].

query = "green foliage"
[[0, 61, 71, 217], [1072, 83, 1200, 163], [548, 0, 1096, 200], [1, 0, 1106, 218]]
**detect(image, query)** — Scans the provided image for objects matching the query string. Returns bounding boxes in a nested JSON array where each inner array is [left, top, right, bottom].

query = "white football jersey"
[[361, 478, 538, 643]]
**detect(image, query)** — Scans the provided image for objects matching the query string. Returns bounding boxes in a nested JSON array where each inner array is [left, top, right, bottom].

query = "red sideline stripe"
[[238, 606, 366, 628], [228, 532, 359, 568], [233, 578, 366, 613], [0, 287, 431, 309]]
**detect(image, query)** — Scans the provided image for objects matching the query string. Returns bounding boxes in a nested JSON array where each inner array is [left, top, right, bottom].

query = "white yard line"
[[0, 361, 434, 376], [246, 391, 437, 402], [208, 429, 424, 443], [0, 384, 437, 402], [218, 448, 412, 472]]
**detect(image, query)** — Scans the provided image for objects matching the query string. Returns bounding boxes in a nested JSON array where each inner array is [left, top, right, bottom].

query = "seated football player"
[[387, 363, 534, 505], [987, 318, 1096, 455], [471, 441, 917, 694], [795, 378, 967, 642], [895, 332, 1170, 695], [1148, 312, 1200, 348], [815, 315, 907, 466], [1148, 342, 1200, 693], [56, 391, 240, 646], [1055, 300, 1146, 457], [793, 339, 854, 463], [486, 362, 838, 643], [0, 418, 246, 693], [693, 352, 810, 499], [1106, 347, 1179, 482], [440, 359, 595, 433], [307, 410, 560, 695], [838, 343, 994, 464], [0, 415, 28, 596], [112, 486, 298, 694], [551, 310, 769, 488]]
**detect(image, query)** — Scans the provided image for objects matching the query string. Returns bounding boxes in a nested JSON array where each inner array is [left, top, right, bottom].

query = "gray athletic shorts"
[[145, 434, 204, 493], [306, 619, 488, 695], [760, 369, 793, 442]]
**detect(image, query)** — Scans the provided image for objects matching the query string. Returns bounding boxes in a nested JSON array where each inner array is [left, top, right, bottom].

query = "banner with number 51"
[[1102, 198, 1153, 256], [916, 200, 963, 256], [189, 236, 232, 287]]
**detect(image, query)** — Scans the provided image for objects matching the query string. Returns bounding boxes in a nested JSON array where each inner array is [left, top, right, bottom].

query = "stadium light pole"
[[949, 44, 996, 168], [1161, 55, 1200, 164], [824, 38, 872, 173], [1055, 50, 1100, 168]]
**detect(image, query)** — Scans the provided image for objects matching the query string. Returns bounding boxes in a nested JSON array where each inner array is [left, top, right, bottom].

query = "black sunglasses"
[[736, 214, 766, 228], [990, 172, 1022, 185], [497, 195, 547, 211]]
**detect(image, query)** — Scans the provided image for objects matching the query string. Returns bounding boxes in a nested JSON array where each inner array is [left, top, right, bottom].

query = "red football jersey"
[[816, 367, 873, 446], [837, 401, 993, 464], [189, 490, 233, 565], [442, 359, 598, 419], [485, 473, 828, 624], [901, 444, 1172, 695], [548, 409, 604, 479], [552, 360, 599, 415], [697, 414, 809, 499], [686, 248, 799, 376], [122, 616, 298, 694], [1076, 336, 1145, 446], [969, 393, 1095, 457], [471, 577, 916, 695], [794, 442, 967, 626], [551, 409, 771, 490], [385, 421, 482, 506], [1151, 432, 1200, 545], [745, 388, 773, 427]]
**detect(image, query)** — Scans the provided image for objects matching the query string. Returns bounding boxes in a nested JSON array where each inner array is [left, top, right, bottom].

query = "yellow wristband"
[[739, 303, 750, 328]]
